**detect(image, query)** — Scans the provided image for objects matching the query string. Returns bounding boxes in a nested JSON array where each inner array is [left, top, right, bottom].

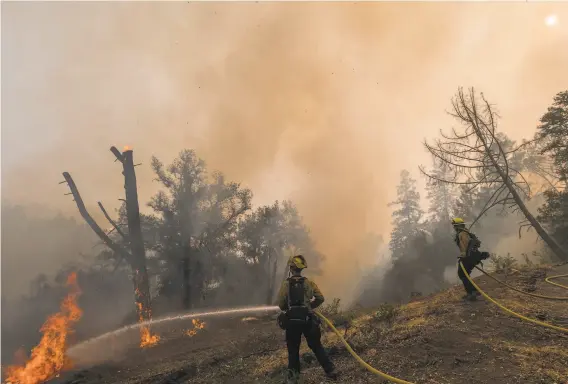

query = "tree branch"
[[62, 172, 132, 263], [98, 201, 128, 241], [110, 146, 124, 163]]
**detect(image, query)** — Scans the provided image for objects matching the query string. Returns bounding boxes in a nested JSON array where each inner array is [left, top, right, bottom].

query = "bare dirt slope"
[[58, 264, 568, 384]]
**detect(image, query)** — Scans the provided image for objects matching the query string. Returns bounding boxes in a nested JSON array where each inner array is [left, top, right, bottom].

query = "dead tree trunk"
[[111, 147, 152, 320], [472, 125, 568, 262], [421, 87, 568, 262]]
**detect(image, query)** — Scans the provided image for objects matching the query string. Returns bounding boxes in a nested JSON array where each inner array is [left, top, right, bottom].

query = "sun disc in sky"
[[545, 14, 558, 27]]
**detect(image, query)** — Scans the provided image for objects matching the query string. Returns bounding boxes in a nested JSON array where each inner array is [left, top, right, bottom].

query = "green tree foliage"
[[389, 170, 424, 261], [146, 150, 252, 304], [425, 160, 455, 224], [537, 91, 568, 182], [537, 91, 568, 249], [238, 200, 321, 304], [98, 149, 321, 310]]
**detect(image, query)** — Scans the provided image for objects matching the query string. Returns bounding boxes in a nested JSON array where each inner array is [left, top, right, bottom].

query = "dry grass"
[[59, 263, 568, 384], [490, 340, 568, 382]]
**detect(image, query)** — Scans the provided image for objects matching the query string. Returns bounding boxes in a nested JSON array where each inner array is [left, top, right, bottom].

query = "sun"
[[545, 14, 558, 27]]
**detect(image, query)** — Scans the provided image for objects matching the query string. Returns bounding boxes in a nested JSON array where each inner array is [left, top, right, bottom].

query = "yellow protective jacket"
[[277, 276, 325, 311], [456, 229, 470, 258]]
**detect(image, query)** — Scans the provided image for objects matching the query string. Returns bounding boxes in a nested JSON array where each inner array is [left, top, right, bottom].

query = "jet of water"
[[68, 305, 280, 355]]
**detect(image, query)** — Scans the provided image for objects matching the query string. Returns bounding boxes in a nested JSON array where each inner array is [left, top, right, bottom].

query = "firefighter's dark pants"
[[286, 318, 334, 375], [458, 252, 484, 294]]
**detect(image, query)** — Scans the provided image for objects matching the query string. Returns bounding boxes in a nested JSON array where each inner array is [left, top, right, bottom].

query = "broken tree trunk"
[[111, 146, 152, 321]]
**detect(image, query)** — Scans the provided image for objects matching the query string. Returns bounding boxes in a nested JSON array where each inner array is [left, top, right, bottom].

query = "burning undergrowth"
[[185, 319, 206, 337], [3, 272, 82, 384]]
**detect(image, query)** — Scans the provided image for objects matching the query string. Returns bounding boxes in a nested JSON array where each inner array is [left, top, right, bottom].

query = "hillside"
[[58, 264, 568, 384]]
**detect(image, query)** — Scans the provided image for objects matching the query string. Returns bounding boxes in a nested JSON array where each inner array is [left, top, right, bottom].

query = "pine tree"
[[537, 90, 568, 248], [425, 160, 455, 225], [389, 170, 424, 261], [453, 185, 476, 221], [537, 90, 568, 182]]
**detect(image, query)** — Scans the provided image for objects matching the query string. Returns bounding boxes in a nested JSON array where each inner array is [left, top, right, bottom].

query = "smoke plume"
[[2, 2, 568, 299]]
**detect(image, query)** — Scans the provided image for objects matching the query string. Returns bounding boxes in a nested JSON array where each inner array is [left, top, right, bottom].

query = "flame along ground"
[[185, 319, 206, 337], [4, 273, 82, 384]]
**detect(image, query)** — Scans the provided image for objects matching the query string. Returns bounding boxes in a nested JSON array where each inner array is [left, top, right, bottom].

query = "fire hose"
[[314, 311, 416, 384], [459, 262, 568, 333], [310, 265, 568, 384], [473, 265, 568, 301]]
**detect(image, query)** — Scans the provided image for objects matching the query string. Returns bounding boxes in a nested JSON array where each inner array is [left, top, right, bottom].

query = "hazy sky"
[[2, 1, 567, 297]]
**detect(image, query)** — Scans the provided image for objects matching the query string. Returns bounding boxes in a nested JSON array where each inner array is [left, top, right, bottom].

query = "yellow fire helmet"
[[289, 255, 307, 270], [451, 217, 466, 226]]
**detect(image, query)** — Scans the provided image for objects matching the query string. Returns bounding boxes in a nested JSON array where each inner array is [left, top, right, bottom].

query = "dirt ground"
[[56, 264, 568, 384]]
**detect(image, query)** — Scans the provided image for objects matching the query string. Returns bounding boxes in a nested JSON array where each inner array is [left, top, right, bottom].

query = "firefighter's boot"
[[285, 369, 299, 384]]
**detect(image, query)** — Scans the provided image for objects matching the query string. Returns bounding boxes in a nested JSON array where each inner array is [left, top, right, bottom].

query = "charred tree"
[[420, 87, 568, 262], [98, 201, 128, 241], [111, 146, 152, 320], [61, 172, 131, 266]]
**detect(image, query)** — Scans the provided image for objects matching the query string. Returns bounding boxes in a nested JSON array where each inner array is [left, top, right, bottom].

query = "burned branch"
[[110, 146, 124, 162], [98, 201, 128, 241], [421, 87, 568, 262], [61, 172, 132, 263]]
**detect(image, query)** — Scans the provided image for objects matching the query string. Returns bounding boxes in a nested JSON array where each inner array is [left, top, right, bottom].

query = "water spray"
[[68, 305, 280, 355]]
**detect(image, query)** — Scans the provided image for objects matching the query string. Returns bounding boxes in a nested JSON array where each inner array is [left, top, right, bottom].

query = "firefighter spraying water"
[[276, 255, 338, 383]]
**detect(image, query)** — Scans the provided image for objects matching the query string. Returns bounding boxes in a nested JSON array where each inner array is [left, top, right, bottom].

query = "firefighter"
[[277, 255, 338, 383], [452, 218, 490, 301]]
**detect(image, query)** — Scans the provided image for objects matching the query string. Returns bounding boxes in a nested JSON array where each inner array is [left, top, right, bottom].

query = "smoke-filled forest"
[[3, 88, 568, 368], [2, 3, 568, 384]]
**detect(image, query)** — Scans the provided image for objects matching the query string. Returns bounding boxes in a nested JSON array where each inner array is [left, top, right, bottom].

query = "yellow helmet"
[[451, 217, 466, 226], [289, 255, 307, 270]]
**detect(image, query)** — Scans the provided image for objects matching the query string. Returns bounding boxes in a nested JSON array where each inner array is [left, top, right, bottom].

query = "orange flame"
[[4, 273, 82, 384], [185, 319, 206, 337], [123, 145, 132, 151], [134, 286, 160, 348], [139, 326, 160, 348]]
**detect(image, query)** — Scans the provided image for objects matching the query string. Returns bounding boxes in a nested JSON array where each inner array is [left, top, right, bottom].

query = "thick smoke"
[[2, 2, 568, 301]]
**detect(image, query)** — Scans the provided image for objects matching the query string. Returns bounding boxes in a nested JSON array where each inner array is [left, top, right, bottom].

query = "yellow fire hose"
[[460, 262, 568, 333], [545, 274, 568, 290], [309, 265, 568, 384], [473, 266, 568, 300], [314, 311, 416, 384]]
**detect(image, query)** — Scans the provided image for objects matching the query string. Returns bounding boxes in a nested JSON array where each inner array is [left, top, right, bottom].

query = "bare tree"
[[420, 87, 568, 262], [62, 145, 154, 321], [110, 146, 152, 320]]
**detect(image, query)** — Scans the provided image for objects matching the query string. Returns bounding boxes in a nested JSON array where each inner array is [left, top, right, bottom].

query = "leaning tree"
[[420, 87, 568, 262]]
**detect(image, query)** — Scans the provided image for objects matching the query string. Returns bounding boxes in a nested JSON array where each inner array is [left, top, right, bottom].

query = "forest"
[[2, 88, 567, 362]]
